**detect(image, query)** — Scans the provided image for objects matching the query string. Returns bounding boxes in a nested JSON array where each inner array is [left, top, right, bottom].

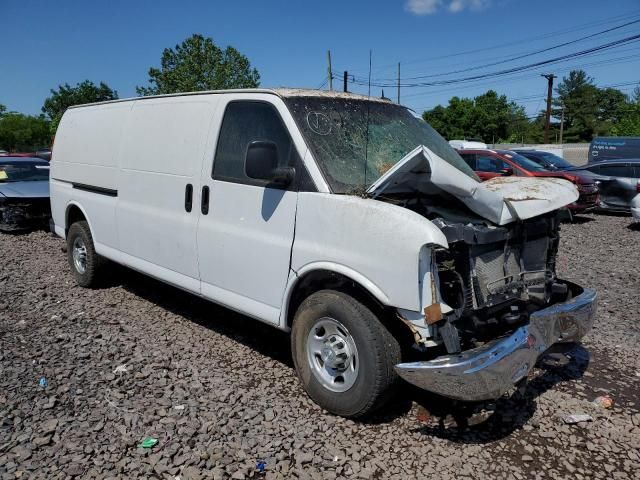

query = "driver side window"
[[213, 101, 297, 186]]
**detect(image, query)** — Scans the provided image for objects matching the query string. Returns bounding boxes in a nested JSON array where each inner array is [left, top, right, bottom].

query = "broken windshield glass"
[[284, 97, 477, 193]]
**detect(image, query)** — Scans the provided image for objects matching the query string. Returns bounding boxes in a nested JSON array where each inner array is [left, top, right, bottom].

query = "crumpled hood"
[[367, 145, 578, 225], [0, 180, 50, 199]]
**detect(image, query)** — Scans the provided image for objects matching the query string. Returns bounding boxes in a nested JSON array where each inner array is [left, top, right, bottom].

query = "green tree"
[[423, 90, 529, 143], [42, 80, 118, 133], [609, 85, 640, 136], [553, 70, 637, 141], [523, 113, 549, 144], [137, 34, 260, 96], [553, 70, 597, 141], [0, 104, 6, 117], [0, 113, 51, 152], [595, 87, 629, 135]]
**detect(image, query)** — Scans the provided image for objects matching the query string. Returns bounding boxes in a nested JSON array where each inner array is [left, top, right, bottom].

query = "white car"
[[50, 89, 597, 417]]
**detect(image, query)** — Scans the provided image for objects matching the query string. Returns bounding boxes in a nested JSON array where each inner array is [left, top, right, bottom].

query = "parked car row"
[[0, 148, 52, 161], [453, 146, 640, 220], [456, 149, 600, 214], [576, 159, 640, 214], [516, 150, 640, 213]]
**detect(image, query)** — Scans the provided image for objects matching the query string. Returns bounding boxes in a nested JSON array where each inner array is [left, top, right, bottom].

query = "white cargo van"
[[50, 89, 596, 417]]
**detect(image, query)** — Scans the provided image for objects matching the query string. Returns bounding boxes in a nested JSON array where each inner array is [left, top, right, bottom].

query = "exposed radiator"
[[468, 236, 550, 309]]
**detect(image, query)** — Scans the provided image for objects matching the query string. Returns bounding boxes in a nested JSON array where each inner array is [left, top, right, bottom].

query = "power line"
[[315, 76, 329, 90], [371, 18, 640, 82], [342, 9, 640, 75], [353, 34, 640, 88], [510, 81, 640, 103], [402, 46, 640, 101], [337, 39, 640, 86], [396, 24, 640, 78]]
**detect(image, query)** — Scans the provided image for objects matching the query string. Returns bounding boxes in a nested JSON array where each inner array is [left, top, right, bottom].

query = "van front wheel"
[[67, 221, 103, 288], [291, 290, 400, 418]]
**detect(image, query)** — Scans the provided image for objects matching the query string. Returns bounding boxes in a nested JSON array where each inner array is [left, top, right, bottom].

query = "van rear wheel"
[[291, 290, 400, 418], [67, 221, 104, 288]]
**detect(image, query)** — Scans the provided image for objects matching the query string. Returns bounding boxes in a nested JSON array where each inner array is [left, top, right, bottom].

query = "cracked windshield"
[[285, 96, 476, 193]]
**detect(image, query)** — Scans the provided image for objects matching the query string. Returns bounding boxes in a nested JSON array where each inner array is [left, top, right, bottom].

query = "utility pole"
[[559, 106, 565, 144], [343, 71, 348, 93], [542, 74, 556, 144], [327, 50, 333, 91], [397, 62, 401, 104]]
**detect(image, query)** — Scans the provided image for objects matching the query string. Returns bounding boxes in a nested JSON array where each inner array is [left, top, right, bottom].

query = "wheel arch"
[[64, 202, 93, 236], [282, 263, 391, 331]]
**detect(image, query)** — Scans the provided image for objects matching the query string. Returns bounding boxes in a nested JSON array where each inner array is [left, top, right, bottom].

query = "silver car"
[[0, 157, 51, 231], [575, 159, 640, 213]]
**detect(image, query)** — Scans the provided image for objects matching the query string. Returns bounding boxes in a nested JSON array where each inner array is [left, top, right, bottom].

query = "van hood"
[[366, 145, 578, 226]]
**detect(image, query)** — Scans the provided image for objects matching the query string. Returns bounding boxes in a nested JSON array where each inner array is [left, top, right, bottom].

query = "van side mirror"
[[245, 141, 279, 180], [245, 141, 295, 186]]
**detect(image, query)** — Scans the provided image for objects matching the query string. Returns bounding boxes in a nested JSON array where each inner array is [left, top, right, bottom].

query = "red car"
[[0, 150, 51, 161], [457, 149, 599, 213]]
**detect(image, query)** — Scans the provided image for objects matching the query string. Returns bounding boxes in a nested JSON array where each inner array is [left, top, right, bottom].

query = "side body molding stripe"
[[70, 182, 118, 197]]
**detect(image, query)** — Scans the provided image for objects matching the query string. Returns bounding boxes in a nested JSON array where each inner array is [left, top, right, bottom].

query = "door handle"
[[201, 185, 210, 215], [184, 184, 193, 212]]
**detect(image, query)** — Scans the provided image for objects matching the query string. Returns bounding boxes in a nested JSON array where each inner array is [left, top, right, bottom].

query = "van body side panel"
[[199, 183, 298, 323], [116, 96, 220, 286], [290, 193, 449, 313], [51, 103, 131, 247], [98, 243, 200, 294], [197, 94, 302, 325]]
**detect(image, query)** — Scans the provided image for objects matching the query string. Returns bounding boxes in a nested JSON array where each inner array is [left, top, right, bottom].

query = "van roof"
[[67, 88, 394, 110]]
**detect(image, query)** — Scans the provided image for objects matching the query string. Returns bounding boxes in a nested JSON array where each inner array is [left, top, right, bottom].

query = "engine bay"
[[380, 192, 568, 354]]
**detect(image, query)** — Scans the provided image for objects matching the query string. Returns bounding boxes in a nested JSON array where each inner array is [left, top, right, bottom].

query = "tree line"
[[0, 34, 260, 152], [423, 70, 640, 144], [1, 32, 638, 152]]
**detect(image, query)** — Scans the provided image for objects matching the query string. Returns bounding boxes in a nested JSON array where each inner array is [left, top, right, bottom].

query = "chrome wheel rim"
[[72, 237, 87, 274], [306, 317, 359, 392]]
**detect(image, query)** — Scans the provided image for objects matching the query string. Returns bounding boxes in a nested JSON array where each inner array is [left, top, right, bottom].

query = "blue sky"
[[2, 0, 639, 118]]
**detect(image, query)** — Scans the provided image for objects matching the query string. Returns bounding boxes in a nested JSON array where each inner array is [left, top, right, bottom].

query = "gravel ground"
[[1, 214, 639, 480]]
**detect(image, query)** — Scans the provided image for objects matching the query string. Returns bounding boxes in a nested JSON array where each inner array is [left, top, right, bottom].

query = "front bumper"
[[0, 199, 51, 231], [395, 281, 597, 401], [568, 190, 599, 212]]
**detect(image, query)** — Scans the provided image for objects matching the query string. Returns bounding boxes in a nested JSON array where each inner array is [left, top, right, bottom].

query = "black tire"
[[291, 290, 401, 418], [66, 221, 104, 288]]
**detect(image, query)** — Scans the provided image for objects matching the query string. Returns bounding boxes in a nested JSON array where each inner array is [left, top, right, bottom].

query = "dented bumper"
[[395, 281, 597, 401]]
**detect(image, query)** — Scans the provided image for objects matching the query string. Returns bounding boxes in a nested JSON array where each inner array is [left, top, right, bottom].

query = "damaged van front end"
[[369, 146, 598, 401], [396, 281, 596, 400], [283, 92, 597, 408]]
